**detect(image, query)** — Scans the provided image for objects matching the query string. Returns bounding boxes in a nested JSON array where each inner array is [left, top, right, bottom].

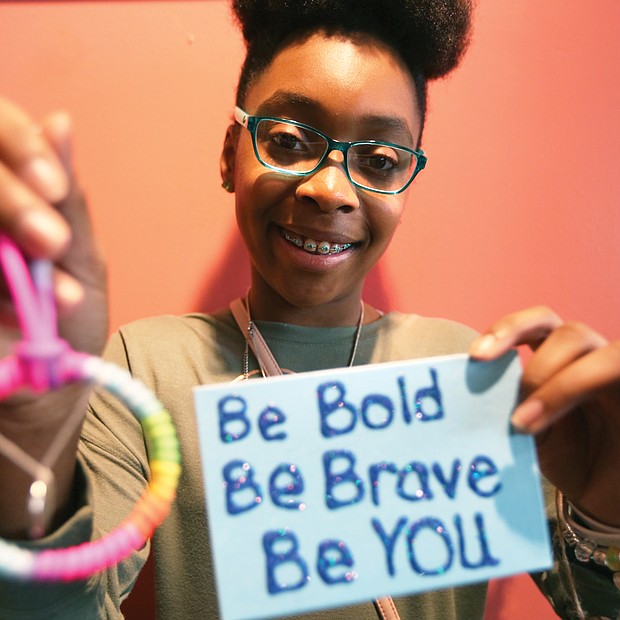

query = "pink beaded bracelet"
[[0, 235, 181, 582]]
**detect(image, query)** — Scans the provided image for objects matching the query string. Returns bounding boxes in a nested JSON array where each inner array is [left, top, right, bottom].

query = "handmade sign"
[[194, 352, 552, 620]]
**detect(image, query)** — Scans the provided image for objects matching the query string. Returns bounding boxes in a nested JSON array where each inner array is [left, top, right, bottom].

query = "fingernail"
[[512, 399, 544, 432], [470, 334, 496, 356], [56, 276, 84, 308], [24, 157, 68, 203], [20, 209, 70, 256]]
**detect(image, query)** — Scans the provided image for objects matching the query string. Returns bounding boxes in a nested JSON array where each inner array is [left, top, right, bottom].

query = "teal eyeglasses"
[[234, 106, 427, 195]]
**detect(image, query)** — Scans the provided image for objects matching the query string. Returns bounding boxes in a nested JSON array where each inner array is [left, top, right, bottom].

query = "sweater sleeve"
[[0, 462, 107, 619], [531, 480, 620, 619], [0, 330, 151, 619]]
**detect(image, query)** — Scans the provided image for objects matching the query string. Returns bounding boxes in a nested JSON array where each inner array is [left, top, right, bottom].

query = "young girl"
[[0, 1, 619, 618]]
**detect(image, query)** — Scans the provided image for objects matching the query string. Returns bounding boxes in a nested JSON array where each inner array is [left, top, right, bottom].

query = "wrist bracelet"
[[570, 502, 620, 538], [557, 491, 620, 589]]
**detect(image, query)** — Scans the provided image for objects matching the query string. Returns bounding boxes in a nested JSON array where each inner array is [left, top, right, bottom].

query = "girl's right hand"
[[0, 96, 108, 361], [0, 97, 109, 537]]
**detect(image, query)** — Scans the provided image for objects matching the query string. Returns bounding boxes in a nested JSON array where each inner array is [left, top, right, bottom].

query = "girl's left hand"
[[469, 306, 620, 527]]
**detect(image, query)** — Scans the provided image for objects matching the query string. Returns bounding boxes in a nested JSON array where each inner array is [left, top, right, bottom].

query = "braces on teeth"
[[281, 229, 352, 254]]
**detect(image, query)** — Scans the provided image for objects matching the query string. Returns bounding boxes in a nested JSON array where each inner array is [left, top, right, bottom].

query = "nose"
[[295, 151, 360, 213]]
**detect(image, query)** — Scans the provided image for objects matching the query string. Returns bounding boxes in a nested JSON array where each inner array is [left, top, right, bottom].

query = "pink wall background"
[[2, 1, 619, 618]]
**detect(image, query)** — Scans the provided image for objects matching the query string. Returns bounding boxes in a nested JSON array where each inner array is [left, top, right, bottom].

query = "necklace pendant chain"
[[243, 321, 254, 381], [347, 301, 365, 368], [239, 299, 365, 381]]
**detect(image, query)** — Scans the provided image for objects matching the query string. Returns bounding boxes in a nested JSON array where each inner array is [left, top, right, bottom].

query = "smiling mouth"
[[280, 227, 355, 255]]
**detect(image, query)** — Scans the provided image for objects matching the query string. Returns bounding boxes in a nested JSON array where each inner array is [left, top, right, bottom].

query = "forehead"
[[244, 32, 421, 144]]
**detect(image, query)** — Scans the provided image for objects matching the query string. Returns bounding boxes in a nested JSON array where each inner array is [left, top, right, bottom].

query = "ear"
[[220, 124, 238, 193]]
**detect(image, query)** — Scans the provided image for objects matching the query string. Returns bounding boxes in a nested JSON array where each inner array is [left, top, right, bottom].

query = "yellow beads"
[[605, 546, 620, 571]]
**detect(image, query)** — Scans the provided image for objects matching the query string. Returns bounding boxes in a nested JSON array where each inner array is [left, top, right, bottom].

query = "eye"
[[256, 120, 326, 168], [273, 133, 300, 150], [266, 122, 311, 152], [361, 154, 398, 171], [353, 145, 402, 174]]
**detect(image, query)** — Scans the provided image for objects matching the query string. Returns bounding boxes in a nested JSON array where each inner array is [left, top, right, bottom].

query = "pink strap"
[[374, 596, 401, 620], [230, 297, 283, 377], [229, 297, 400, 620], [0, 235, 67, 392]]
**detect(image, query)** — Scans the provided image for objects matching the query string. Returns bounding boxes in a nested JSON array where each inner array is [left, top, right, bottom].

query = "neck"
[[233, 292, 367, 381], [247, 281, 368, 327]]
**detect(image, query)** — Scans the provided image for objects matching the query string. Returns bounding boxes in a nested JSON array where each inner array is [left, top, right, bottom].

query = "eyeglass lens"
[[255, 119, 417, 192]]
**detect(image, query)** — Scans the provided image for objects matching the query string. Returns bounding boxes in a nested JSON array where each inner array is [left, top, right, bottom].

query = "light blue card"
[[194, 352, 552, 620]]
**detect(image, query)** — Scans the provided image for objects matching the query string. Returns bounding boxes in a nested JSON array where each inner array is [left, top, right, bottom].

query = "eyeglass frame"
[[234, 106, 427, 195]]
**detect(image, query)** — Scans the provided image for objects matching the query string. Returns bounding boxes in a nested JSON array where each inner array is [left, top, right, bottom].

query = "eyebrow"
[[254, 90, 415, 146], [255, 91, 317, 115]]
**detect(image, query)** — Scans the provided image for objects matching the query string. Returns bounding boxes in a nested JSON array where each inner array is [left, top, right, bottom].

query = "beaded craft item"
[[0, 235, 181, 581]]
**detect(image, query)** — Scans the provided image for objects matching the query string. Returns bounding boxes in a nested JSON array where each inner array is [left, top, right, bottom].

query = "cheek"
[[234, 134, 289, 197], [371, 198, 405, 239], [234, 138, 257, 185], [234, 173, 290, 243]]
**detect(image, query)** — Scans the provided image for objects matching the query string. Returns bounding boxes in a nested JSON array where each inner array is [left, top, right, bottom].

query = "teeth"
[[281, 229, 352, 255]]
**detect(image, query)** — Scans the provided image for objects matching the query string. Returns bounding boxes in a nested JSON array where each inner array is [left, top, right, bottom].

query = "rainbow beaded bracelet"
[[0, 235, 181, 582]]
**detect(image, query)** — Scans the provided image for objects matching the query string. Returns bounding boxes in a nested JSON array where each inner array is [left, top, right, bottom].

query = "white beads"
[[575, 539, 597, 562], [0, 539, 35, 579], [557, 492, 620, 591]]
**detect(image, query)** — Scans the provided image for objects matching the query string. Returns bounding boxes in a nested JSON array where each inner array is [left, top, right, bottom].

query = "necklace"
[[234, 298, 365, 382]]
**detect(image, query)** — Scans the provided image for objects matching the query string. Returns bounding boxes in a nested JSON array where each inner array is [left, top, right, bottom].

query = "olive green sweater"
[[1, 311, 618, 618]]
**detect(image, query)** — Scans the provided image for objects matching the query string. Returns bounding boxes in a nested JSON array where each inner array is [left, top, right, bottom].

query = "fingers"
[[519, 321, 608, 397], [35, 111, 104, 287], [469, 305, 563, 358], [511, 339, 620, 434], [0, 97, 108, 355], [0, 98, 72, 257], [0, 103, 68, 201], [469, 306, 620, 434]]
